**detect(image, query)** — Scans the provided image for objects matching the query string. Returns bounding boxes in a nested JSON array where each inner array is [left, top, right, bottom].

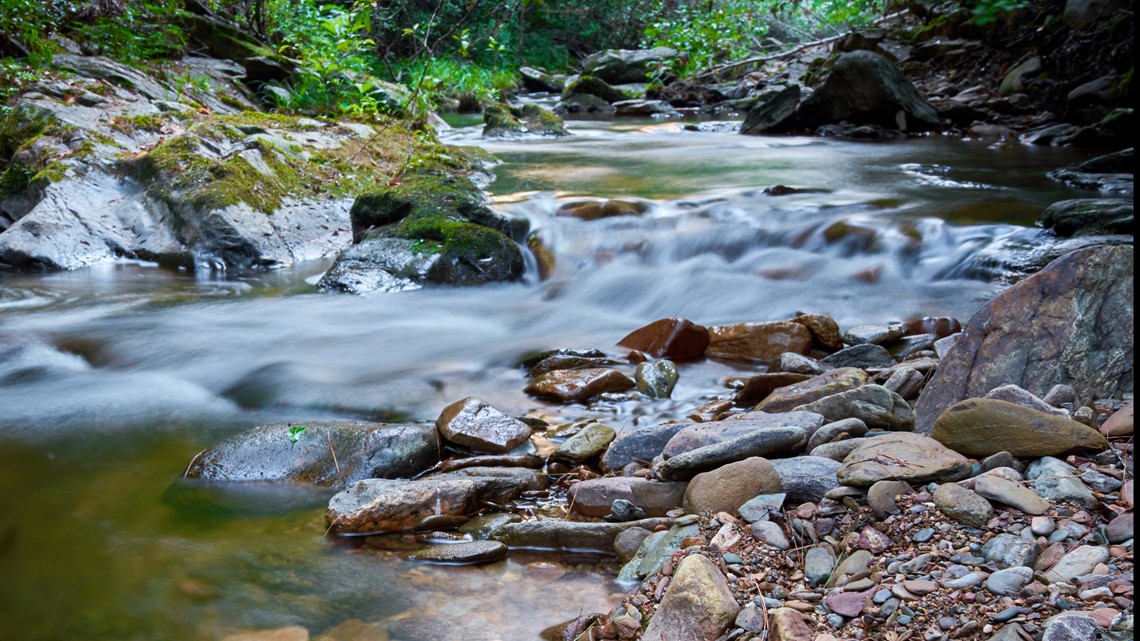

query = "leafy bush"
[[642, 0, 769, 77]]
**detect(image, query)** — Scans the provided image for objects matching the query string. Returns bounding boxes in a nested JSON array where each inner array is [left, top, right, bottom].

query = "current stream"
[[0, 115, 1097, 640]]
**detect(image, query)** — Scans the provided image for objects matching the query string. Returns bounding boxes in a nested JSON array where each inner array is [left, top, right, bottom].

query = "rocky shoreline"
[[181, 242, 1132, 641]]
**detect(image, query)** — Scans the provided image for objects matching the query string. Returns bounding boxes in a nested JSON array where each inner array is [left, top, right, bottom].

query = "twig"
[[182, 448, 207, 478], [326, 430, 341, 475]]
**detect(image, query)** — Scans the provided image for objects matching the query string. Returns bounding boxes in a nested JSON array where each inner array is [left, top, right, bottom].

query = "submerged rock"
[[525, 368, 635, 403], [406, 540, 507, 564]]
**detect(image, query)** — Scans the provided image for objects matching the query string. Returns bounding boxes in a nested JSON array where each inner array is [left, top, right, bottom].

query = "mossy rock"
[[561, 75, 631, 104], [482, 102, 529, 138], [482, 102, 568, 139], [351, 173, 493, 241]]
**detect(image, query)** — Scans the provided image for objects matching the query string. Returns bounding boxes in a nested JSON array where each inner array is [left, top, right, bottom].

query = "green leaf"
[[288, 426, 307, 445]]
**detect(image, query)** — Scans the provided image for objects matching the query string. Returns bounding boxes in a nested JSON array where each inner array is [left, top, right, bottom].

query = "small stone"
[[1100, 402, 1133, 437], [778, 352, 830, 375], [974, 474, 1050, 515], [769, 456, 841, 504], [982, 533, 1039, 569], [706, 321, 813, 361], [640, 554, 741, 641], [912, 527, 935, 543], [750, 520, 791, 550], [1031, 516, 1057, 536], [735, 603, 766, 633], [837, 432, 972, 487], [856, 526, 892, 553], [993, 606, 1023, 622], [807, 417, 869, 450], [552, 422, 617, 464], [636, 360, 679, 398], [1045, 545, 1110, 583], [769, 607, 815, 641], [618, 318, 710, 361], [1040, 613, 1097, 641], [804, 545, 837, 587], [1106, 513, 1133, 543], [985, 566, 1034, 595], [867, 479, 913, 519], [406, 540, 508, 564], [682, 457, 782, 514], [525, 368, 635, 403], [933, 483, 994, 528], [738, 493, 786, 523], [903, 580, 937, 595], [436, 397, 532, 453], [822, 343, 895, 369]]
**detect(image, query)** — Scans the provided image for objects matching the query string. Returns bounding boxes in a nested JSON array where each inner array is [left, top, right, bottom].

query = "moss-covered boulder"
[[482, 102, 568, 139], [1038, 198, 1133, 237], [561, 75, 634, 104]]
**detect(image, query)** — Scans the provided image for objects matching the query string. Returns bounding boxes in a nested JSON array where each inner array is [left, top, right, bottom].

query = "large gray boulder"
[[916, 244, 1134, 433], [796, 50, 941, 132], [580, 47, 685, 84]]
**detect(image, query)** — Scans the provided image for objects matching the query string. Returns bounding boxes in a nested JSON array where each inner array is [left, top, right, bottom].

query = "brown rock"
[[824, 590, 869, 618], [223, 628, 309, 641], [836, 432, 972, 487], [792, 384, 914, 431], [683, 457, 781, 514], [641, 554, 740, 641], [793, 313, 845, 351], [436, 397, 532, 453], [931, 398, 1108, 457], [755, 367, 870, 413], [705, 321, 813, 361], [326, 478, 480, 534], [568, 477, 688, 517], [867, 479, 913, 519], [769, 607, 814, 641], [559, 198, 648, 220], [974, 474, 1050, 515], [733, 373, 812, 405], [1101, 402, 1133, 437], [933, 482, 994, 527], [617, 318, 710, 360], [915, 245, 1134, 433], [524, 367, 635, 403]]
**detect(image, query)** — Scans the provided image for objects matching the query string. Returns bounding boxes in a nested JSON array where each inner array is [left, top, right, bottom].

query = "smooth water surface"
[[0, 117, 1096, 640]]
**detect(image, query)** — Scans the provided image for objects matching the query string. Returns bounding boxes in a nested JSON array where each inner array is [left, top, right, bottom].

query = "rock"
[[705, 321, 813, 362], [618, 318, 709, 360], [637, 360, 679, 398], [1101, 402, 1133, 436], [1047, 148, 1133, 195], [986, 566, 1034, 596], [1041, 613, 1098, 641], [568, 477, 687, 518], [316, 237, 439, 294], [601, 420, 690, 472], [436, 397, 532, 453], [640, 554, 739, 641], [482, 102, 568, 139], [51, 54, 172, 101], [1106, 513, 1133, 543], [807, 417, 869, 450], [682, 457, 782, 514], [881, 366, 925, 400], [490, 517, 673, 551], [804, 545, 837, 586], [580, 47, 684, 84], [734, 373, 812, 405], [984, 384, 1071, 418], [663, 411, 822, 457], [525, 368, 635, 403], [750, 520, 791, 549], [615, 527, 652, 563], [326, 478, 482, 534], [793, 384, 914, 431], [974, 475, 1050, 515], [825, 590, 869, 618], [843, 323, 907, 346], [613, 99, 680, 116], [796, 51, 940, 132], [830, 549, 873, 586], [1063, 0, 1130, 29], [778, 352, 831, 375], [756, 368, 870, 413], [932, 398, 1108, 457], [406, 540, 507, 564], [660, 426, 807, 481], [557, 198, 649, 220], [1038, 199, 1133, 237], [769, 456, 841, 504], [792, 313, 845, 350], [552, 422, 616, 464], [738, 493, 786, 522], [458, 512, 520, 539], [561, 75, 630, 104], [222, 627, 309, 641], [837, 433, 972, 487], [740, 85, 801, 135], [553, 93, 615, 115], [915, 245, 1134, 433], [519, 66, 565, 93], [982, 533, 1039, 569], [822, 344, 895, 369], [619, 521, 702, 581], [1027, 457, 1098, 507], [433, 467, 548, 499], [810, 438, 869, 462], [1045, 545, 1110, 582], [183, 421, 438, 487], [867, 479, 913, 519], [769, 608, 814, 641], [1000, 57, 1042, 95]]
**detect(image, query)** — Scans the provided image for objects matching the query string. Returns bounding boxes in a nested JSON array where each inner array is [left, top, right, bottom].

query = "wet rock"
[[491, 517, 672, 552], [618, 318, 710, 361], [983, 533, 1039, 569], [974, 474, 1050, 515], [933, 481, 994, 527], [482, 102, 568, 139], [750, 520, 791, 549], [636, 360, 679, 398], [568, 477, 687, 518], [458, 512, 520, 539], [553, 93, 615, 115], [613, 99, 681, 116], [663, 411, 822, 457], [184, 421, 438, 487], [796, 50, 941, 132], [436, 397, 532, 453], [778, 352, 831, 375], [932, 398, 1108, 457], [986, 566, 1034, 596], [705, 321, 813, 361], [769, 607, 815, 641], [770, 456, 841, 504], [804, 545, 837, 586], [557, 198, 649, 220], [222, 627, 309, 641], [867, 479, 913, 519], [1027, 457, 1098, 507], [1100, 402, 1133, 436], [682, 457, 782, 514], [326, 478, 482, 534], [794, 384, 914, 431], [999, 56, 1041, 95], [641, 554, 739, 641], [807, 417, 869, 450], [734, 373, 812, 405], [525, 368, 635, 403], [756, 367, 870, 413], [316, 237, 438, 294], [601, 420, 690, 472], [660, 425, 807, 481], [740, 85, 801, 135], [837, 433, 972, 487], [1045, 545, 1110, 582], [431, 467, 548, 499], [843, 323, 907, 346], [615, 527, 652, 563], [619, 521, 702, 581], [406, 540, 507, 564], [580, 47, 684, 85], [519, 66, 565, 93], [1038, 199, 1133, 237], [560, 74, 631, 104], [792, 313, 845, 351], [552, 422, 616, 464], [822, 344, 896, 369]]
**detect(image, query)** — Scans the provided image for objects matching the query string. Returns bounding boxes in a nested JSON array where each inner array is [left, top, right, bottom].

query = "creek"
[[0, 116, 1095, 640]]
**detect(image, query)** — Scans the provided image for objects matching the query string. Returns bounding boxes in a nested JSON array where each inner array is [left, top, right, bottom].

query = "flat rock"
[[837, 433, 972, 487], [525, 367, 635, 403], [807, 417, 869, 450], [1041, 613, 1098, 641], [568, 477, 687, 518], [551, 422, 616, 464], [769, 456, 841, 504], [822, 344, 895, 369], [682, 457, 782, 514], [663, 411, 823, 457], [1101, 402, 1133, 436], [641, 554, 740, 641], [601, 420, 690, 472], [931, 398, 1107, 456], [1045, 545, 1110, 583], [983, 533, 1038, 569], [756, 368, 870, 413], [618, 318, 709, 360], [660, 426, 806, 481], [804, 545, 837, 586], [490, 517, 673, 552], [916, 245, 1134, 433], [867, 479, 913, 519], [705, 321, 813, 361], [1027, 456, 1098, 507], [825, 589, 869, 618], [619, 521, 702, 582], [810, 438, 869, 462], [769, 607, 815, 641], [793, 384, 914, 431], [734, 373, 812, 405], [436, 397, 532, 453], [406, 540, 507, 564], [796, 50, 941, 131], [974, 475, 1050, 515], [778, 352, 831, 375], [184, 421, 438, 487], [326, 478, 481, 534], [1038, 198, 1133, 237], [750, 520, 791, 549], [984, 384, 1071, 418], [986, 566, 1034, 596]]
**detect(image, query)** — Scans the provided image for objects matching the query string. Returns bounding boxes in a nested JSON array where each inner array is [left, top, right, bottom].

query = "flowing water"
[[0, 116, 1096, 640]]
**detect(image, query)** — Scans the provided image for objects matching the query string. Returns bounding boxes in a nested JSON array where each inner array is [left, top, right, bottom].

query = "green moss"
[[396, 215, 510, 259], [0, 104, 55, 160], [110, 113, 170, 135], [351, 172, 487, 240], [0, 164, 36, 197]]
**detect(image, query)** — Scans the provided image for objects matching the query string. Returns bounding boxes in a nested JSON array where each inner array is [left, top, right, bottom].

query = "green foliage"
[[287, 425, 307, 445], [384, 56, 518, 113], [70, 1, 188, 63], [0, 0, 69, 64], [965, 0, 1030, 25], [643, 0, 769, 77]]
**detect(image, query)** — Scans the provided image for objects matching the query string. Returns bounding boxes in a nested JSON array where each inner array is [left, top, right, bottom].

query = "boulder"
[[519, 66, 565, 93], [560, 75, 631, 104], [915, 245, 1134, 433], [525, 368, 635, 403], [482, 102, 568, 139], [618, 318, 709, 360], [999, 57, 1042, 95], [793, 384, 914, 431], [613, 100, 681, 116], [558, 198, 649, 220], [795, 50, 940, 132], [1038, 198, 1133, 237], [436, 397, 532, 453], [755, 368, 870, 413], [553, 93, 615, 115], [836, 432, 972, 487], [739, 85, 801, 135], [682, 457, 782, 514], [705, 321, 813, 361], [932, 482, 993, 528], [489, 517, 673, 551], [568, 477, 688, 517], [641, 554, 739, 641], [580, 47, 685, 84], [183, 421, 438, 487], [931, 398, 1108, 456]]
